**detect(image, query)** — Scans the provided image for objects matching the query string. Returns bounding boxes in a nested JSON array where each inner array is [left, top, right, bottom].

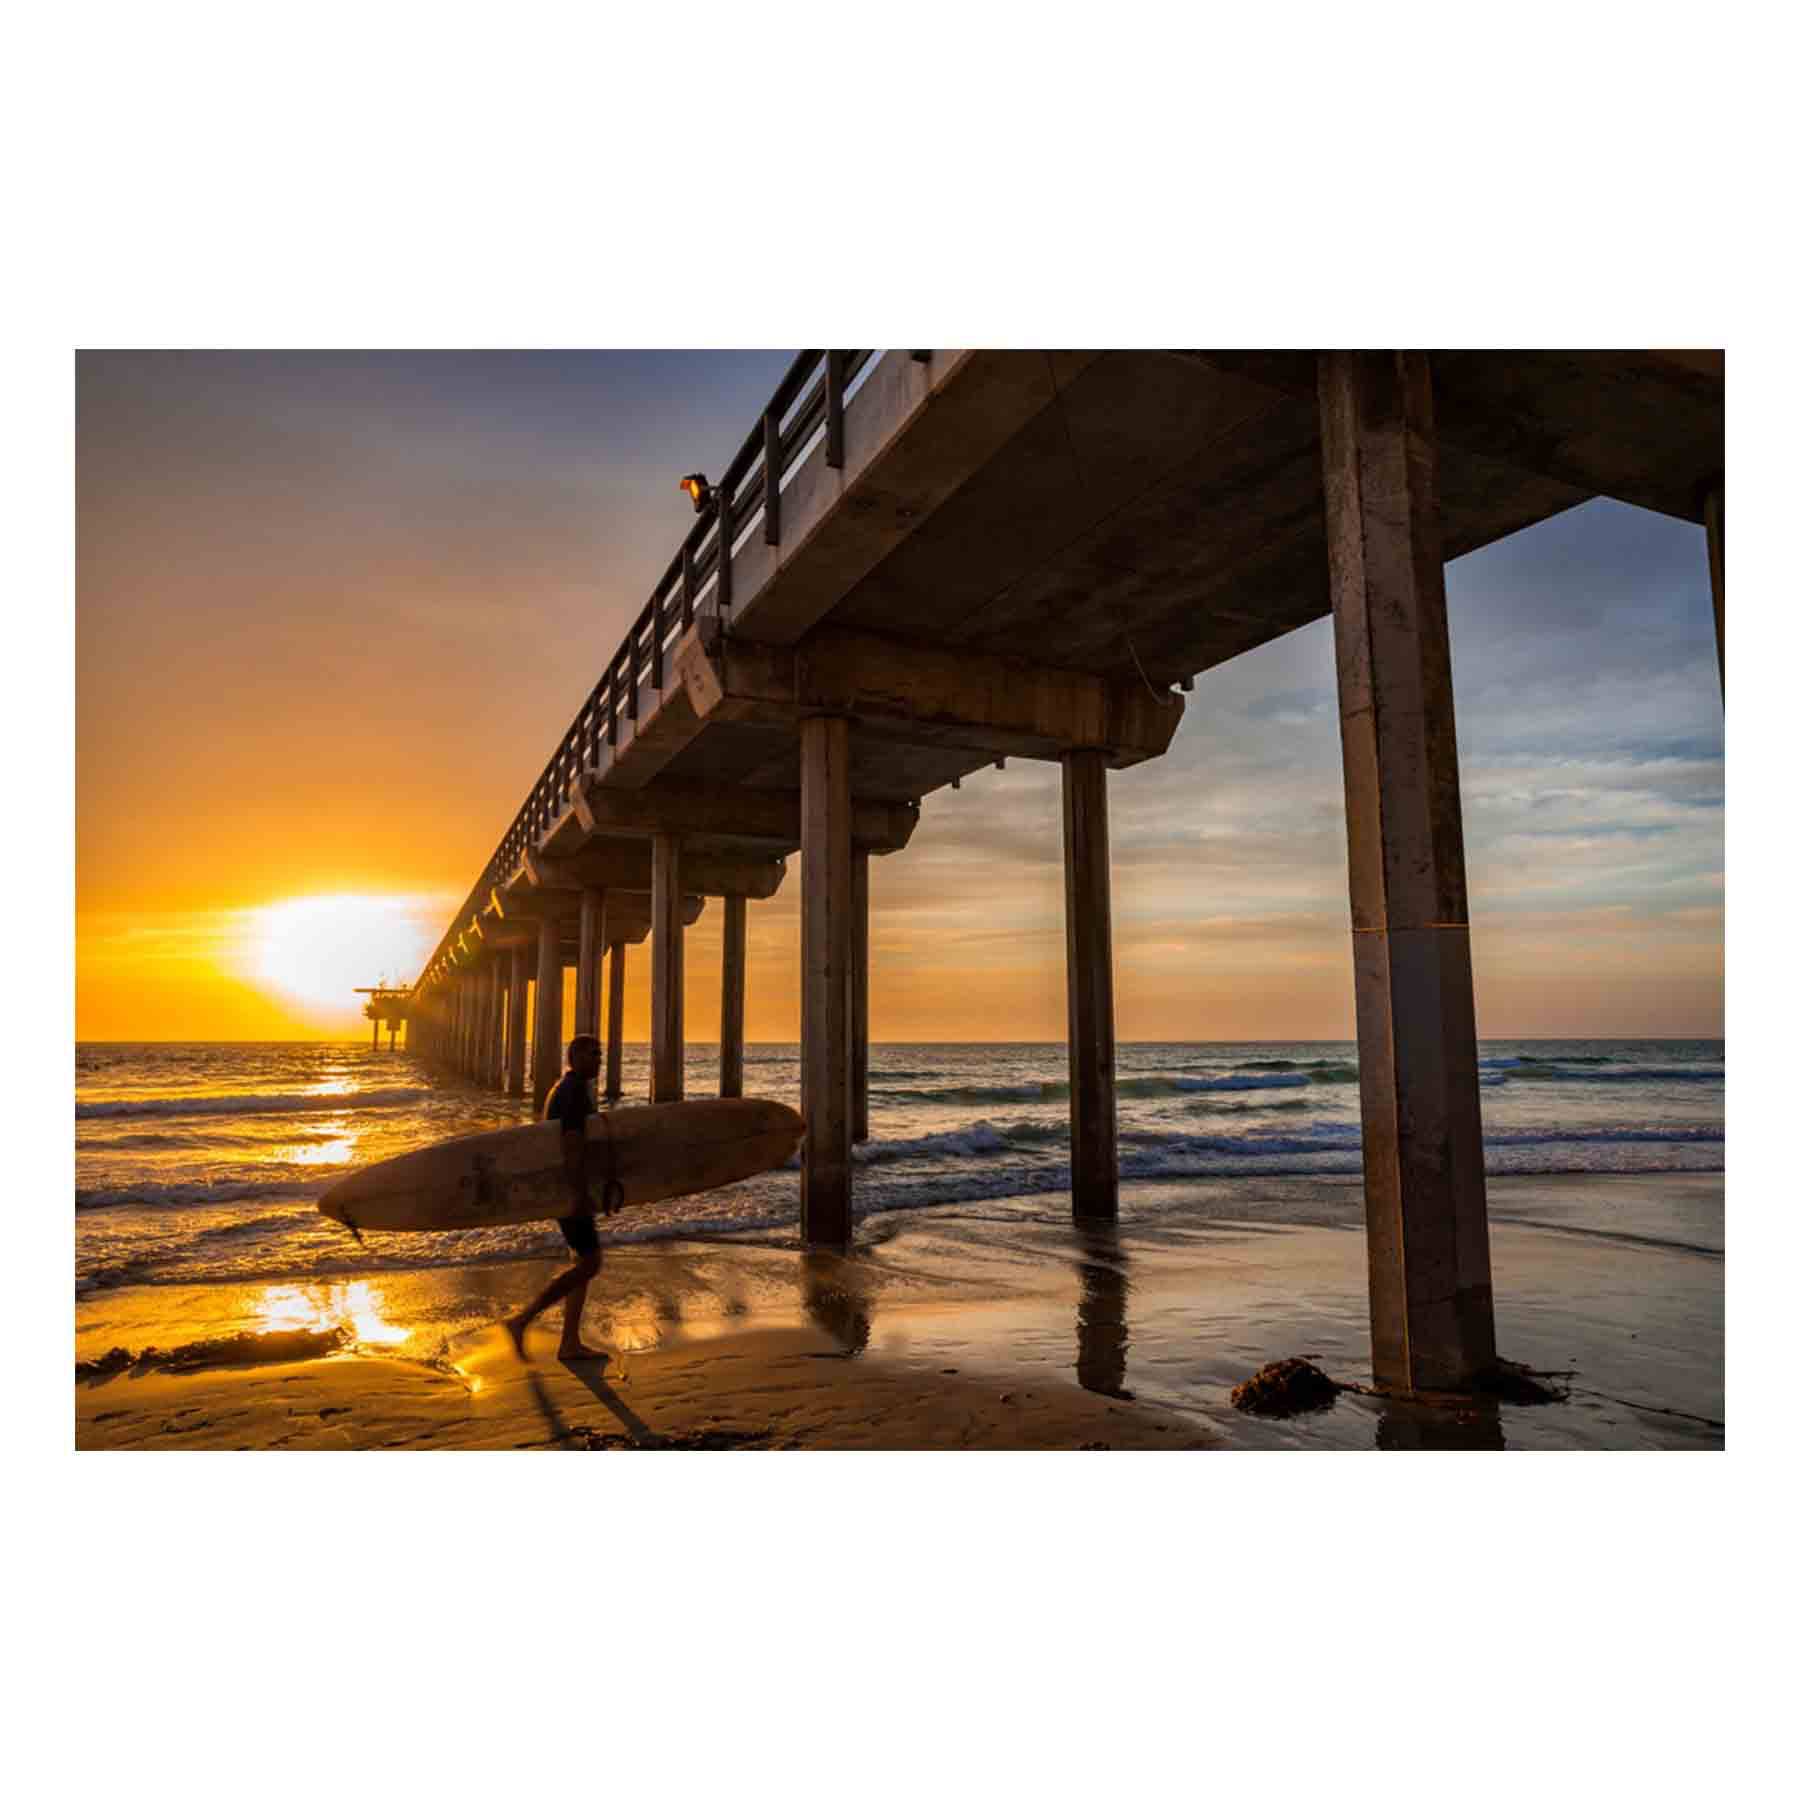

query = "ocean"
[[75, 1038, 1724, 1298]]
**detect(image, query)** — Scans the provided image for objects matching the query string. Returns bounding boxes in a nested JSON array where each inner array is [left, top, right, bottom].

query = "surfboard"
[[317, 1096, 802, 1235]]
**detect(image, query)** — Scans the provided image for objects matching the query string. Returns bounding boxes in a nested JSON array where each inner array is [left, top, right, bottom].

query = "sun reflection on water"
[[277, 1133, 358, 1168], [252, 1281, 409, 1346]]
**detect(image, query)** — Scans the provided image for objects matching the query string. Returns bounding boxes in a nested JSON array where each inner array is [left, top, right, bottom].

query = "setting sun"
[[250, 896, 433, 1017]]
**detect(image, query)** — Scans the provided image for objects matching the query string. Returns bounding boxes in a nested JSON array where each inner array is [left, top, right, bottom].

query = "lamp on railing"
[[678, 472, 715, 514]]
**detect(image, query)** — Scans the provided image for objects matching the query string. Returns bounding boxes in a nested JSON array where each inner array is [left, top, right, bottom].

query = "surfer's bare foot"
[[557, 1342, 611, 1366], [503, 1316, 530, 1360]]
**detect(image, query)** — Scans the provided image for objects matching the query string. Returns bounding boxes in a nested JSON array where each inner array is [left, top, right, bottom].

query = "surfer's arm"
[[559, 1127, 596, 1214]]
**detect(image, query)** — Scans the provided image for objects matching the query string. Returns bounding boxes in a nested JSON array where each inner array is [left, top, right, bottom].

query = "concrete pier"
[[402, 349, 1721, 1394], [532, 916, 563, 1113], [720, 892, 746, 1099], [800, 715, 853, 1245], [1318, 350, 1496, 1394], [650, 834, 684, 1102], [1061, 749, 1118, 1219]]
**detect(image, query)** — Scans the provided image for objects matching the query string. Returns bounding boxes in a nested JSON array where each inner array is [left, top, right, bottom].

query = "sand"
[[74, 1174, 1724, 1451]]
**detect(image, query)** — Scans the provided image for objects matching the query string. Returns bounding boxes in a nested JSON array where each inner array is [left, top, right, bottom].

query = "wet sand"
[[74, 1174, 1724, 1450]]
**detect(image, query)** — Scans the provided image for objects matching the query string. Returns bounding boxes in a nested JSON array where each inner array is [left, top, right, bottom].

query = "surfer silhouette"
[[504, 1035, 618, 1363]]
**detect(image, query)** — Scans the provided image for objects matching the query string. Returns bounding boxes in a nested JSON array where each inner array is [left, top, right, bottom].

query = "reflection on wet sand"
[[1376, 1399, 1506, 1451], [1073, 1225, 1131, 1399], [801, 1252, 873, 1355], [252, 1280, 408, 1346]]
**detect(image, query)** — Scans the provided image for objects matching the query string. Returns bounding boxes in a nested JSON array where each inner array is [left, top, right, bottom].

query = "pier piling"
[[532, 917, 563, 1113], [506, 947, 527, 1097], [1061, 749, 1118, 1219], [650, 836, 684, 1102], [800, 716, 854, 1245], [576, 887, 607, 1041], [720, 892, 746, 1099], [852, 849, 870, 1143], [1318, 349, 1496, 1394], [486, 957, 503, 1087], [605, 942, 626, 1101]]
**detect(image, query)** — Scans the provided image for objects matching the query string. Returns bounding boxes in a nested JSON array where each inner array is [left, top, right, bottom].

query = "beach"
[[76, 1171, 1723, 1450]]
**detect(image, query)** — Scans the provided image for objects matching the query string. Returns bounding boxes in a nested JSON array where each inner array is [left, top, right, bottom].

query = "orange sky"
[[76, 352, 1724, 1043]]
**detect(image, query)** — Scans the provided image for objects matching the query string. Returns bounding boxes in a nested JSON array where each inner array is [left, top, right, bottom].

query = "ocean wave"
[[1513, 1066, 1722, 1083], [855, 1121, 1036, 1163], [852, 1115, 1723, 1172], [76, 1085, 432, 1122], [76, 1175, 335, 1212], [877, 1071, 1329, 1106]]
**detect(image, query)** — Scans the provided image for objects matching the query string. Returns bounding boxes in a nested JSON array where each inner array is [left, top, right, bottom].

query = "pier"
[[355, 986, 411, 1051], [404, 349, 1723, 1394]]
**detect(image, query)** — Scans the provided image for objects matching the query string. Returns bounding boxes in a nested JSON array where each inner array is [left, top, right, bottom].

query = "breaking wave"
[[76, 1085, 432, 1122], [76, 1175, 334, 1212]]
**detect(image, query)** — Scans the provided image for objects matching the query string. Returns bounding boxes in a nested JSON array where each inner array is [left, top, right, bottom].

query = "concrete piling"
[[800, 715, 854, 1245], [720, 892, 746, 1100], [576, 887, 606, 1042], [486, 957, 504, 1087], [1061, 749, 1118, 1219], [506, 946, 528, 1097], [532, 917, 562, 1114], [605, 942, 626, 1101], [1317, 349, 1497, 1395], [650, 835, 684, 1102], [851, 850, 870, 1143]]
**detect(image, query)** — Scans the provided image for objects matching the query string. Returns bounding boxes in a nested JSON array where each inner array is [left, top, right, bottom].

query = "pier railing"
[[418, 349, 899, 989]]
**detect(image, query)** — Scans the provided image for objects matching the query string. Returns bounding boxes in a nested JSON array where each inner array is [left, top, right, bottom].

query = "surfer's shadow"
[[550, 1359, 661, 1447]]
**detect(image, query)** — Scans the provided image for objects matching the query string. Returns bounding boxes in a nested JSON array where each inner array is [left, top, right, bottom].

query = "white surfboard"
[[318, 1096, 802, 1234]]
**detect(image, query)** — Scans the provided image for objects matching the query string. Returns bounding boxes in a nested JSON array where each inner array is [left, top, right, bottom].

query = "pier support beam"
[[1318, 349, 1497, 1395], [1703, 480, 1724, 696], [801, 715, 854, 1244], [605, 943, 626, 1101], [650, 834, 685, 1102], [720, 892, 746, 1099], [852, 850, 870, 1143], [1061, 749, 1118, 1219], [506, 947, 527, 1097], [576, 887, 607, 1041], [532, 917, 563, 1114]]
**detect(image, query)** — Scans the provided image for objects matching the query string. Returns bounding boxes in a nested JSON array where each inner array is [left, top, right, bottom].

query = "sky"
[[76, 350, 1723, 1042]]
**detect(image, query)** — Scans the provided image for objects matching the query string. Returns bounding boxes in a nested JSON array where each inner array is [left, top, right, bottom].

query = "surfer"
[[504, 1035, 618, 1363]]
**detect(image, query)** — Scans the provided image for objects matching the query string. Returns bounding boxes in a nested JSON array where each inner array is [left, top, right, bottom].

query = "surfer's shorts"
[[558, 1211, 601, 1258]]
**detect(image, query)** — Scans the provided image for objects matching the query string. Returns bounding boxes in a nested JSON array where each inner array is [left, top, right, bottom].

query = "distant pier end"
[[355, 985, 412, 1051]]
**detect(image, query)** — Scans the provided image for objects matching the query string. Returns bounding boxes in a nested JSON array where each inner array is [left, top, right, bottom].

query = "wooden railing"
[[417, 349, 901, 991]]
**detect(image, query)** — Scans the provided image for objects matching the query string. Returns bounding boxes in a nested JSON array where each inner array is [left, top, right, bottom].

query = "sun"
[[248, 895, 433, 1017]]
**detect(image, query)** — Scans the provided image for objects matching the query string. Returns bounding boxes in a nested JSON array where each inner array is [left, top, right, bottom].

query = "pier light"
[[679, 472, 714, 513]]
